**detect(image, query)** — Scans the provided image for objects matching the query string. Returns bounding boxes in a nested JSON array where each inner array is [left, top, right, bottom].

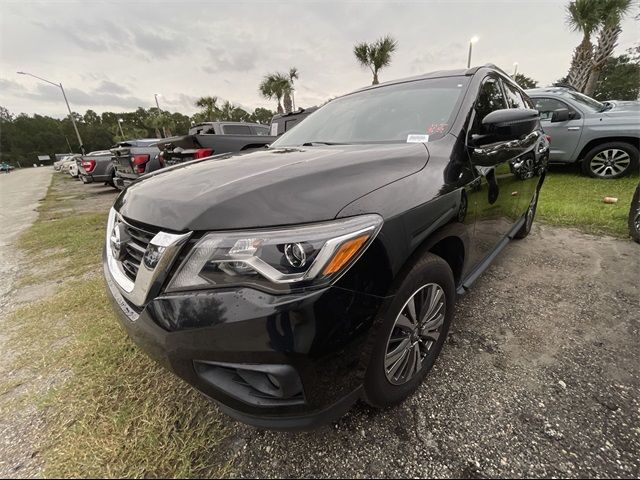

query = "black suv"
[[104, 65, 548, 429]]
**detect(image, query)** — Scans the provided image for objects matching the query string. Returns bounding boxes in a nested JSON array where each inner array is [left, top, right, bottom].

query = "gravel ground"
[[1, 169, 638, 478], [225, 224, 640, 478], [0, 167, 53, 478]]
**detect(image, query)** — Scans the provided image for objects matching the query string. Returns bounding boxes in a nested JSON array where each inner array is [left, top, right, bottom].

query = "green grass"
[[538, 168, 639, 237], [19, 174, 108, 282], [6, 173, 233, 478], [7, 278, 231, 478]]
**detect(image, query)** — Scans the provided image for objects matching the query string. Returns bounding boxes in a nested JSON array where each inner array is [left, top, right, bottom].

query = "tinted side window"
[[223, 125, 252, 135], [533, 97, 569, 121], [253, 126, 270, 136], [471, 77, 507, 135], [285, 119, 300, 131], [503, 81, 527, 109]]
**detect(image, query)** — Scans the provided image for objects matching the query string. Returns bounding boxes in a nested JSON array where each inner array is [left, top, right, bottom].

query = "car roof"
[[351, 64, 511, 94], [525, 87, 574, 95], [191, 122, 262, 127]]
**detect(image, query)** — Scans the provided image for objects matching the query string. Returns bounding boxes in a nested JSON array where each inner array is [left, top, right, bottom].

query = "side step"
[[456, 217, 525, 295]]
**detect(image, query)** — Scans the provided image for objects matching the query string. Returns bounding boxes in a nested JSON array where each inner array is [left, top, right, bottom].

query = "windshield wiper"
[[301, 141, 345, 146]]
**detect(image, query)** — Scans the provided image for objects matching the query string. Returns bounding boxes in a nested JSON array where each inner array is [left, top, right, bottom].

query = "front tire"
[[581, 142, 639, 179], [364, 253, 455, 408]]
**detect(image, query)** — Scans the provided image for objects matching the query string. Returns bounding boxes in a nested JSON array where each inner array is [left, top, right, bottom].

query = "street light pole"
[[17, 71, 85, 154], [467, 36, 479, 69], [118, 118, 125, 138]]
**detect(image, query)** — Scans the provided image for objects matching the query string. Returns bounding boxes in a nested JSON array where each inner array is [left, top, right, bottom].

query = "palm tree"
[[195, 96, 220, 122], [565, 0, 601, 91], [288, 67, 299, 111], [354, 35, 398, 85], [259, 73, 292, 114], [583, 0, 633, 96], [218, 100, 235, 121]]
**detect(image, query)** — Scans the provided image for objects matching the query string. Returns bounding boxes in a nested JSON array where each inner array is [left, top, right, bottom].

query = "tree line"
[[0, 102, 276, 165]]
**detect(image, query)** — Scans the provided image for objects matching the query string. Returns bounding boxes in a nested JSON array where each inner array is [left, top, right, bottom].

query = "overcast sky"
[[1, 0, 638, 118]]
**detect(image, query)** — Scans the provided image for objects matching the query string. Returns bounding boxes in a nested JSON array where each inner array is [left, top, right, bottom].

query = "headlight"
[[167, 214, 383, 293]]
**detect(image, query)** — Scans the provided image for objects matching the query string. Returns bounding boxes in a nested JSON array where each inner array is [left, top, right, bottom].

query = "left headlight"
[[166, 214, 383, 293]]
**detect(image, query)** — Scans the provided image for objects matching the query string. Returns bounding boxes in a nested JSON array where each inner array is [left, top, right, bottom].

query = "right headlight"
[[166, 214, 383, 293]]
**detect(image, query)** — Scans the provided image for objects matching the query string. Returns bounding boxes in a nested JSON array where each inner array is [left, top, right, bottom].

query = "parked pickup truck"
[[78, 150, 117, 187], [269, 106, 318, 136], [111, 139, 162, 190], [526, 87, 639, 179], [157, 122, 275, 166]]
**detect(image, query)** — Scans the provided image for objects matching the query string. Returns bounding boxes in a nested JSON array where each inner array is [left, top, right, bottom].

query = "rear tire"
[[581, 142, 639, 179], [364, 253, 455, 408]]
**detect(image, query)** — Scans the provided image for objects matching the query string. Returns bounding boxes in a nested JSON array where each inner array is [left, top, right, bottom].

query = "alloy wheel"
[[384, 283, 446, 385], [589, 149, 631, 178]]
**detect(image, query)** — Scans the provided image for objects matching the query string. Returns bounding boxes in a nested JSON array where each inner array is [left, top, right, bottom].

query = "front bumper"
[[104, 255, 387, 430]]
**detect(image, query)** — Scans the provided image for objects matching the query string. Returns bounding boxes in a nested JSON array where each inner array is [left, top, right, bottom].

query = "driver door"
[[466, 76, 523, 269]]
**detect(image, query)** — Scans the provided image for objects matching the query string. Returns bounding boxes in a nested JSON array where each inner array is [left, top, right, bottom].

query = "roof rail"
[[466, 63, 512, 77]]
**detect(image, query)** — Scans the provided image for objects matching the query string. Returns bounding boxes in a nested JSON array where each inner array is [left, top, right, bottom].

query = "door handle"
[[567, 126, 581, 131]]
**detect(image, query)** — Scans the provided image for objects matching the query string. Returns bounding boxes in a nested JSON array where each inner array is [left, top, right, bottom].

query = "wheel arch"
[[577, 136, 640, 161]]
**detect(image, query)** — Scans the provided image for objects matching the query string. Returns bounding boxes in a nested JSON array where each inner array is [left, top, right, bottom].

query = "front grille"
[[120, 218, 160, 281]]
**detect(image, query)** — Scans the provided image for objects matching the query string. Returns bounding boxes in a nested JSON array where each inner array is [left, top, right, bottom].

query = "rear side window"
[[503, 81, 527, 109], [223, 125, 252, 135], [253, 125, 270, 135], [471, 77, 507, 135], [533, 97, 570, 121], [285, 119, 300, 131]]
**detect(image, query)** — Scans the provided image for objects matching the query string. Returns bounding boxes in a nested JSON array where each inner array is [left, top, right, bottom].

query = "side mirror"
[[480, 108, 539, 143], [551, 108, 570, 123]]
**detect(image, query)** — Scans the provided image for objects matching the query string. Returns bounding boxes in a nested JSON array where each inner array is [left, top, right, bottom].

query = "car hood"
[[605, 100, 640, 112], [115, 143, 429, 231]]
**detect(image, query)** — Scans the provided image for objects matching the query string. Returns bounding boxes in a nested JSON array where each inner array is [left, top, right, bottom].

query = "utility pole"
[[154, 93, 167, 138], [17, 71, 85, 154]]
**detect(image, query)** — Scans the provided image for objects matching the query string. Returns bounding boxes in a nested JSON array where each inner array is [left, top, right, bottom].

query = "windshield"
[[559, 90, 605, 112], [271, 76, 469, 147]]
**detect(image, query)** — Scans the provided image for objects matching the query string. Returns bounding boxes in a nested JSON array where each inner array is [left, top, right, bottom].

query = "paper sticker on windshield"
[[407, 134, 429, 143]]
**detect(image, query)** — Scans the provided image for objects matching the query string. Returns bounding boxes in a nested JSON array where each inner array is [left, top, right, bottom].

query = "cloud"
[[2, 80, 148, 111], [204, 47, 259, 73], [96, 80, 131, 95], [132, 29, 187, 59], [2, 0, 638, 118]]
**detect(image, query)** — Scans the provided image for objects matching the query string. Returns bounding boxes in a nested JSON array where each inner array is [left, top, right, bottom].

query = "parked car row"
[[54, 121, 278, 188]]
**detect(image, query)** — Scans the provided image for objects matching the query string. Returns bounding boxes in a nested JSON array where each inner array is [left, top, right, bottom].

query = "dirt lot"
[[0, 170, 118, 478], [1, 171, 639, 478]]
